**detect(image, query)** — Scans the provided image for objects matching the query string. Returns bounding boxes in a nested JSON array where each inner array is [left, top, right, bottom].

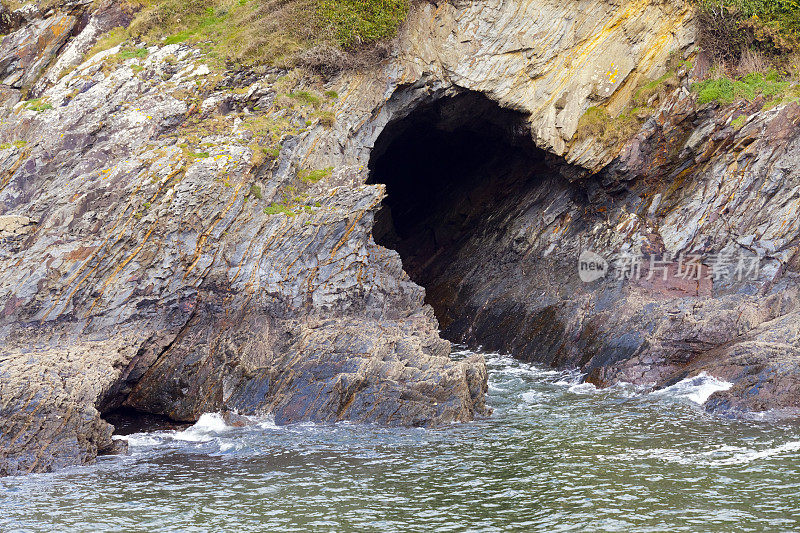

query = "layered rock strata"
[[3, 0, 797, 476]]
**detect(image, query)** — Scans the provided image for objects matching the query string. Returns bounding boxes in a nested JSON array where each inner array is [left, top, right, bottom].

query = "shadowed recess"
[[367, 91, 563, 343]]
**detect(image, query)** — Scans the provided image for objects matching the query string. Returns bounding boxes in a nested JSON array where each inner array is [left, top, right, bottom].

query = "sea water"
[[2, 349, 799, 532]]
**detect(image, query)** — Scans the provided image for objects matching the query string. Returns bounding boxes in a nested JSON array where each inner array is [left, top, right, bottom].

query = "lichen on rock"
[[2, 0, 800, 477]]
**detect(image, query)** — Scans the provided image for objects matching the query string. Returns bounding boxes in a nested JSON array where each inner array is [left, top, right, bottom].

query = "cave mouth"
[[103, 407, 191, 436], [368, 91, 558, 339]]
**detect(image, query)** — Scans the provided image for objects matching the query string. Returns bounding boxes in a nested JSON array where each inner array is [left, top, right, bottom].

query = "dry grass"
[[80, 0, 412, 72], [125, 0, 314, 67], [736, 49, 769, 76]]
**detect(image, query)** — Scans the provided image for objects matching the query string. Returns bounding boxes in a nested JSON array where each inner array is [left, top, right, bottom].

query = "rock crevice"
[[2, 0, 799, 476]]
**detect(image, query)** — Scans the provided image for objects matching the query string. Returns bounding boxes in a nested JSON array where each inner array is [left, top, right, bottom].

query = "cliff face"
[[1, 0, 797, 476]]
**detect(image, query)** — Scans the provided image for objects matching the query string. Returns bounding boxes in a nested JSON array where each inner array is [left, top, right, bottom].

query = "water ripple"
[[2, 348, 800, 531]]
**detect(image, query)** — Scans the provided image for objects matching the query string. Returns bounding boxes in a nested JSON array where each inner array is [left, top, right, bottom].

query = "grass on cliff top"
[[694, 1, 800, 107], [91, 0, 409, 68], [316, 0, 409, 48]]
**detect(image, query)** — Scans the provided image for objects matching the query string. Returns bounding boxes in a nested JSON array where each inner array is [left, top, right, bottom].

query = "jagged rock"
[[0, 214, 35, 236], [0, 0, 798, 478], [393, 0, 697, 166], [0, 2, 39, 36], [0, 10, 77, 89]]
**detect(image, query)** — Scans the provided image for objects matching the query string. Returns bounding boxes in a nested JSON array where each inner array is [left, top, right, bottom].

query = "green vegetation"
[[262, 177, 326, 217], [692, 70, 795, 104], [119, 47, 149, 60], [313, 110, 335, 127], [731, 114, 747, 129], [690, 2, 800, 112], [575, 58, 686, 146], [249, 184, 263, 200], [261, 146, 281, 159], [288, 90, 321, 107], [84, 0, 411, 69], [298, 166, 333, 183], [316, 0, 410, 48], [239, 115, 297, 165], [697, 0, 800, 65], [85, 26, 130, 60], [24, 98, 53, 112], [700, 0, 800, 40], [122, 0, 309, 66], [263, 203, 297, 216], [575, 106, 643, 147]]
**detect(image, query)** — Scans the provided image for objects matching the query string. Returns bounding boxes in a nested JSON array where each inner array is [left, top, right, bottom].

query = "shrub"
[[314, 110, 335, 127], [85, 26, 130, 59], [697, 0, 800, 64], [731, 114, 747, 128], [574, 106, 642, 147], [288, 90, 321, 107], [24, 98, 53, 112], [127, 0, 315, 67], [315, 0, 410, 48], [264, 203, 296, 216], [119, 47, 149, 59]]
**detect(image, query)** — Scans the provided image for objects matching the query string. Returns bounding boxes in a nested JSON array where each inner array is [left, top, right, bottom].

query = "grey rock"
[[0, 0, 798, 478]]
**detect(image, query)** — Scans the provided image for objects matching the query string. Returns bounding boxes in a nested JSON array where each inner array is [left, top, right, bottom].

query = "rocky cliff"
[[1, 0, 798, 476]]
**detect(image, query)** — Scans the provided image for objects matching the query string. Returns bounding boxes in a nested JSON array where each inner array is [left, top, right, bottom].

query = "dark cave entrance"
[[367, 91, 564, 342], [103, 407, 190, 435]]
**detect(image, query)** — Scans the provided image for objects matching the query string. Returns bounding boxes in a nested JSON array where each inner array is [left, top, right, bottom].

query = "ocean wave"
[[613, 440, 800, 466], [119, 412, 279, 448], [114, 434, 162, 447], [716, 441, 800, 465], [651, 372, 733, 405], [171, 413, 232, 442]]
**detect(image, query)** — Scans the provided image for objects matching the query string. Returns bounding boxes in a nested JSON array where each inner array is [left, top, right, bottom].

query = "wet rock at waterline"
[[1, 0, 799, 477]]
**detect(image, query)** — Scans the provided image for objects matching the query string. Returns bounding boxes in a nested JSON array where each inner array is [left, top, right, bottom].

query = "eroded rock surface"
[[0, 2, 492, 475], [377, 74, 800, 419], [1, 0, 798, 476]]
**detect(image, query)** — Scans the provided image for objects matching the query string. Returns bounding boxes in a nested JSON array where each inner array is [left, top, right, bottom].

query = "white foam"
[[652, 372, 733, 404], [218, 441, 246, 453], [552, 369, 587, 387], [486, 357, 563, 380], [256, 416, 279, 430], [172, 413, 232, 442], [614, 441, 800, 466], [115, 434, 162, 447], [521, 391, 546, 403], [567, 383, 598, 394], [717, 441, 800, 465]]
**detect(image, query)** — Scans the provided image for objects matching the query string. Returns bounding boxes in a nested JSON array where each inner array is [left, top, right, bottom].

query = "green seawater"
[[2, 348, 799, 532]]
